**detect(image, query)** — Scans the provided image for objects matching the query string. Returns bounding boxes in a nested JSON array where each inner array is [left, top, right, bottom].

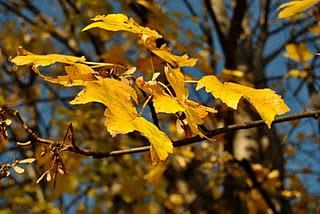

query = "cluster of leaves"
[[11, 13, 290, 166], [2, 0, 320, 213]]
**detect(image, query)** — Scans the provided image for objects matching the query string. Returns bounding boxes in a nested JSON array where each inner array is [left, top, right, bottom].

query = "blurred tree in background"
[[1, 0, 320, 213]]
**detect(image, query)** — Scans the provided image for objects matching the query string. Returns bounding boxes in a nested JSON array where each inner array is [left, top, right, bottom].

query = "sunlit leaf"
[[197, 75, 290, 127], [148, 44, 197, 67], [285, 69, 308, 79], [11, 47, 86, 67], [277, 0, 320, 19], [165, 65, 216, 137], [70, 78, 173, 162], [82, 14, 162, 39], [284, 43, 313, 62], [135, 77, 185, 113], [12, 165, 25, 174], [11, 48, 128, 87], [19, 158, 36, 164], [83, 14, 197, 67]]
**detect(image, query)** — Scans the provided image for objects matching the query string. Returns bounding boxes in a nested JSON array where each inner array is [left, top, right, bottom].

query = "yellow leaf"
[[70, 78, 173, 162], [11, 47, 86, 67], [277, 0, 320, 19], [221, 68, 244, 78], [83, 14, 162, 39], [33, 64, 97, 87], [164, 65, 188, 101], [309, 25, 320, 35], [12, 165, 25, 174], [11, 48, 126, 86], [135, 77, 185, 113], [19, 158, 36, 164], [197, 75, 290, 128], [281, 190, 302, 199], [284, 43, 313, 62], [149, 44, 197, 67], [285, 69, 308, 79], [83, 14, 197, 67], [165, 65, 216, 137]]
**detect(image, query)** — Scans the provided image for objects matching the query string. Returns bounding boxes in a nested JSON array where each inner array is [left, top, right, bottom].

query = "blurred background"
[[0, 0, 320, 213]]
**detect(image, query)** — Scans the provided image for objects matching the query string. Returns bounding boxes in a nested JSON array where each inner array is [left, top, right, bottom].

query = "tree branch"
[[2, 106, 320, 159]]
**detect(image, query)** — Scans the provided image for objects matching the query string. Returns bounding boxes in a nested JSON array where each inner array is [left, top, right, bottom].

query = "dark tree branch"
[[2, 106, 320, 159]]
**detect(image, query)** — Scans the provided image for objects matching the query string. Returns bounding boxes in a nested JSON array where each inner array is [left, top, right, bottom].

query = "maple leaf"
[[164, 65, 215, 137], [82, 14, 162, 39], [197, 75, 290, 128], [70, 78, 173, 162], [284, 43, 313, 62], [147, 43, 197, 67], [277, 0, 320, 19], [136, 66, 215, 137], [135, 77, 185, 114], [11, 47, 86, 66], [83, 14, 197, 67], [11, 47, 130, 86], [285, 69, 308, 79]]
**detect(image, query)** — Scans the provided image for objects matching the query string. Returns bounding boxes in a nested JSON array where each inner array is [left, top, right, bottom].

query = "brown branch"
[[2, 106, 320, 159]]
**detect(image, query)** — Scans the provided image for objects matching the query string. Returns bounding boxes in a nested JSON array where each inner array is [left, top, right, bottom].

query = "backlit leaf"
[[12, 165, 25, 174], [19, 158, 36, 164], [148, 44, 197, 67], [82, 14, 162, 39], [135, 77, 184, 114], [165, 65, 216, 137], [83, 14, 197, 67], [285, 69, 308, 79], [11, 48, 127, 86], [70, 78, 173, 162], [277, 0, 320, 19], [11, 47, 86, 67], [284, 43, 313, 62], [197, 75, 290, 127]]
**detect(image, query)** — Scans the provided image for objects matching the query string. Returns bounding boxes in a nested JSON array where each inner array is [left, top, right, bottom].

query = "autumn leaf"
[[32, 65, 97, 87], [277, 0, 320, 19], [285, 69, 308, 79], [136, 66, 215, 137], [70, 78, 173, 162], [82, 14, 162, 39], [135, 77, 185, 114], [284, 43, 313, 62], [164, 65, 216, 137], [197, 75, 290, 127], [83, 14, 197, 67], [147, 43, 197, 67], [11, 47, 130, 86], [11, 47, 86, 66]]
